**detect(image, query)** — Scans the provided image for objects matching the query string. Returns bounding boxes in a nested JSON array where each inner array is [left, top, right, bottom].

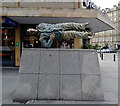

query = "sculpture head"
[[36, 23, 48, 30]]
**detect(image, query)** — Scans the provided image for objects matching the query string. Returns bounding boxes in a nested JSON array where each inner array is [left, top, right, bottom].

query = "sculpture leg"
[[62, 22, 89, 31], [62, 31, 90, 40]]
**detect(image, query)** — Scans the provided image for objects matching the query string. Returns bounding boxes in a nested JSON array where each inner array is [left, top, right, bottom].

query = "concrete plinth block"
[[60, 50, 80, 74], [60, 75, 82, 100], [13, 74, 38, 102], [38, 75, 59, 100], [40, 50, 59, 74], [14, 49, 104, 102], [79, 51, 100, 75], [19, 50, 40, 74], [81, 74, 104, 101]]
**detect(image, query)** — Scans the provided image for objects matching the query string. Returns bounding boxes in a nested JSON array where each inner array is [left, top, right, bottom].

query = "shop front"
[[2, 15, 114, 67], [2, 17, 18, 67]]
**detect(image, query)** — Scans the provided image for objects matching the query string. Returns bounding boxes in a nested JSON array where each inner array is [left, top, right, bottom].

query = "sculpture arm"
[[39, 33, 53, 48]]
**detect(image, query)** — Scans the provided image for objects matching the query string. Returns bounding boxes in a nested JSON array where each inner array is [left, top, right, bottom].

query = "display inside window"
[[2, 25, 15, 66]]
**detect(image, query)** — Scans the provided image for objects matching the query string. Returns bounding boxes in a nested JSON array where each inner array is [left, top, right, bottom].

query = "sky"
[[91, 0, 119, 9]]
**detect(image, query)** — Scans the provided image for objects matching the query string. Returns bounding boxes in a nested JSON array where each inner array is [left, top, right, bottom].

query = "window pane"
[[102, 37, 104, 42], [110, 36, 112, 41], [114, 36, 116, 41], [110, 30, 112, 33], [106, 37, 108, 42], [96, 38, 98, 42], [99, 38, 101, 42], [119, 36, 120, 41]]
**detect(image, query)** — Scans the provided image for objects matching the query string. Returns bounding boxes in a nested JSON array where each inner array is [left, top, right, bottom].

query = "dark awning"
[[8, 16, 114, 33]]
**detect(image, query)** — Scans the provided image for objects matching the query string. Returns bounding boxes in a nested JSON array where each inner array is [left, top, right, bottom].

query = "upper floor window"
[[110, 36, 112, 41], [110, 30, 112, 34], [119, 36, 120, 41], [106, 37, 108, 42], [114, 12, 117, 16], [96, 38, 98, 42], [92, 38, 95, 42], [99, 38, 101, 42], [110, 13, 112, 17], [114, 36, 116, 41], [102, 37, 104, 42]]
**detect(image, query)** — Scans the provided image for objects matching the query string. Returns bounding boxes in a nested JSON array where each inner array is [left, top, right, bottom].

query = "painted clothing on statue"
[[37, 22, 89, 48], [36, 22, 86, 32], [39, 31, 90, 48]]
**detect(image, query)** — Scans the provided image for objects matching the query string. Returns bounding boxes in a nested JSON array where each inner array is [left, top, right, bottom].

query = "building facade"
[[118, 1, 120, 48], [92, 5, 119, 49], [1, 1, 114, 67]]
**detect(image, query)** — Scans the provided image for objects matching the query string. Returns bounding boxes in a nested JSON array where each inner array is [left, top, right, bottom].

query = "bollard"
[[100, 50, 101, 58], [101, 53, 103, 60], [114, 54, 115, 62]]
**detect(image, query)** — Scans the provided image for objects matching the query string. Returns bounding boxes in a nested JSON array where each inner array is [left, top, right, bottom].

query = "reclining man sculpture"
[[27, 22, 92, 48]]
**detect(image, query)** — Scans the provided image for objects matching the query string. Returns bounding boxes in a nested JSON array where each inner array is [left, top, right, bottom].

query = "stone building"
[[92, 4, 119, 49], [1, 0, 114, 66]]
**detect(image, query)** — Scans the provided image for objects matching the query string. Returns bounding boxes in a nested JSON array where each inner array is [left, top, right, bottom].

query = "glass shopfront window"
[[2, 24, 15, 66], [21, 24, 42, 48]]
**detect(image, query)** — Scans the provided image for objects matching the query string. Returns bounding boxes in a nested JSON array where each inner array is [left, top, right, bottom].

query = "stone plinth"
[[13, 48, 104, 102]]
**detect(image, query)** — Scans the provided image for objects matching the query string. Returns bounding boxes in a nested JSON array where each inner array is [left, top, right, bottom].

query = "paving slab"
[[81, 74, 104, 101], [60, 50, 80, 75], [19, 50, 40, 74], [38, 74, 59, 100], [13, 74, 38, 102], [40, 50, 59, 74], [60, 75, 82, 100], [80, 51, 100, 75]]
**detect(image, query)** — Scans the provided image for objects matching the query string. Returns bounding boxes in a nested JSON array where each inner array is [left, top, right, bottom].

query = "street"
[[1, 53, 118, 104]]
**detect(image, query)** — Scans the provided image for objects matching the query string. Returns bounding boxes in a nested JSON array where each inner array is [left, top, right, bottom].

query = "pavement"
[[98, 53, 118, 103], [0, 53, 118, 105], [1, 67, 19, 105]]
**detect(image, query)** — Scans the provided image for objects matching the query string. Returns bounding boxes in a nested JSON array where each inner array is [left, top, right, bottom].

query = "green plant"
[[84, 43, 99, 49]]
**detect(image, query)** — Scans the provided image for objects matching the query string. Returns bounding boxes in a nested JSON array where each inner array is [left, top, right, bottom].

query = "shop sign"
[[15, 42, 19, 47], [4, 18, 18, 27]]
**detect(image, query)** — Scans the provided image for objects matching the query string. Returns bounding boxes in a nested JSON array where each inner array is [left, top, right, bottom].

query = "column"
[[15, 25, 21, 66], [74, 38, 83, 49], [89, 38, 92, 45]]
